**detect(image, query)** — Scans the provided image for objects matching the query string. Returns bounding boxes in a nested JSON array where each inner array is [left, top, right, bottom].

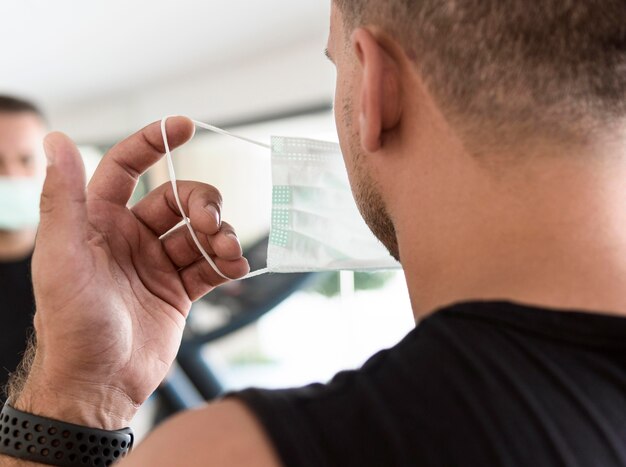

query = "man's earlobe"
[[353, 28, 402, 154]]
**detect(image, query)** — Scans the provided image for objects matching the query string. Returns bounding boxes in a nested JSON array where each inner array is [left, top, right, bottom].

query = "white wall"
[[49, 38, 335, 145]]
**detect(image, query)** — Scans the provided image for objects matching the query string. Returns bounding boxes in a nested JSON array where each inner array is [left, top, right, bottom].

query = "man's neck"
[[396, 142, 626, 320], [0, 230, 36, 261]]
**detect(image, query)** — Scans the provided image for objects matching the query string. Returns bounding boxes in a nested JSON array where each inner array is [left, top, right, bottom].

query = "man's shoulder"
[[230, 301, 626, 466]]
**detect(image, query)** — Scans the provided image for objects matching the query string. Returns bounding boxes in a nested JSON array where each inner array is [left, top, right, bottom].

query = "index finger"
[[88, 116, 195, 206]]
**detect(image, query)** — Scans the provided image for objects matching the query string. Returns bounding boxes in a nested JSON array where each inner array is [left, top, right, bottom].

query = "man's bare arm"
[[121, 400, 281, 467]]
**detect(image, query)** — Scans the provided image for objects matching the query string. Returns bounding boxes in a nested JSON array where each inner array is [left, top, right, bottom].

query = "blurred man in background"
[[0, 96, 46, 399]]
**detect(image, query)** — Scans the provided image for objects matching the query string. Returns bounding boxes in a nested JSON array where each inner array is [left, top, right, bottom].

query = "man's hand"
[[11, 117, 249, 430]]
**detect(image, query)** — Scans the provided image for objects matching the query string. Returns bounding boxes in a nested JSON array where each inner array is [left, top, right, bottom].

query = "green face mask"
[[162, 117, 401, 281], [0, 177, 41, 231]]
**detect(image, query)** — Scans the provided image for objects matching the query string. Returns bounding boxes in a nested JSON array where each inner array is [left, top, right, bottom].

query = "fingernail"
[[43, 138, 55, 166], [226, 232, 241, 246], [205, 203, 221, 226]]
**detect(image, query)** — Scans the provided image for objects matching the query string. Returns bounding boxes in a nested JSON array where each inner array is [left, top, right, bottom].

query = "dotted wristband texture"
[[0, 401, 133, 466]]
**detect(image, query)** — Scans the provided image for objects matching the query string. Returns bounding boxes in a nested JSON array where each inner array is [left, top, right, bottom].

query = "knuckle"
[[141, 129, 166, 157], [112, 154, 142, 181], [38, 191, 55, 216], [157, 181, 172, 192], [162, 186, 182, 217], [185, 181, 223, 207], [198, 262, 218, 285], [218, 221, 236, 235], [184, 228, 208, 255]]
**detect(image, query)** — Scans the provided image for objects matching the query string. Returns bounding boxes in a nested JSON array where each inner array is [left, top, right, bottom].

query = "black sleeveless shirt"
[[0, 254, 35, 400], [234, 302, 626, 466]]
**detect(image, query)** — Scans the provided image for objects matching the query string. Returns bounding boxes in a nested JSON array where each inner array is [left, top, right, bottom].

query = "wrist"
[[12, 373, 138, 431], [0, 401, 134, 466]]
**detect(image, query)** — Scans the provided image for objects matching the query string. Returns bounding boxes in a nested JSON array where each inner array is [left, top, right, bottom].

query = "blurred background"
[[0, 0, 413, 438]]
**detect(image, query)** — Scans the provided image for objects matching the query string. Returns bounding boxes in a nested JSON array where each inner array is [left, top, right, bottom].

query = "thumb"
[[38, 132, 88, 247]]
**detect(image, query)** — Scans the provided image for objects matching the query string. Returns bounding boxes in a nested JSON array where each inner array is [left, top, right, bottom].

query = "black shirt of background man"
[[0, 254, 35, 401], [234, 301, 626, 467]]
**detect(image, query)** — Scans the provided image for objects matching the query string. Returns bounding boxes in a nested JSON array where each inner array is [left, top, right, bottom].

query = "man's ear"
[[352, 28, 402, 153]]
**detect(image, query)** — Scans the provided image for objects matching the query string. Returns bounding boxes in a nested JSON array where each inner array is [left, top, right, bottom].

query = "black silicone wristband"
[[0, 401, 133, 466]]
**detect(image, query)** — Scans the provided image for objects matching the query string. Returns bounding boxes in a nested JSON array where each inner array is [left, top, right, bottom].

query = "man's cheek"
[[333, 86, 347, 135]]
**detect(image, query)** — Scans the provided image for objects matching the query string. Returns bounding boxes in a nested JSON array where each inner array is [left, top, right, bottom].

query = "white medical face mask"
[[0, 176, 41, 231], [161, 117, 401, 281]]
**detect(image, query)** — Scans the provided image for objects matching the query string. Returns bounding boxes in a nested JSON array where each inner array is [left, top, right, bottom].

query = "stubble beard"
[[342, 96, 400, 262]]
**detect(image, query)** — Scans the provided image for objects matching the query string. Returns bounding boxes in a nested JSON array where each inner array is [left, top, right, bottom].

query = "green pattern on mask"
[[270, 186, 292, 247], [270, 228, 289, 247], [270, 208, 290, 245], [271, 209, 290, 228], [272, 186, 292, 205]]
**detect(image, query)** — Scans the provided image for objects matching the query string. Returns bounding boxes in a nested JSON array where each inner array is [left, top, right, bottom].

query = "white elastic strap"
[[161, 116, 270, 281], [192, 120, 271, 150]]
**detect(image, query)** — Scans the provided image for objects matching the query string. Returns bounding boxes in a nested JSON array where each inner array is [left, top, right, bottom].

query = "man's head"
[[327, 0, 626, 262], [0, 96, 46, 243], [0, 95, 46, 179]]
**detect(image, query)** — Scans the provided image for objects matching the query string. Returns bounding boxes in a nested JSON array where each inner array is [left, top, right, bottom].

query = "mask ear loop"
[[161, 116, 271, 281]]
